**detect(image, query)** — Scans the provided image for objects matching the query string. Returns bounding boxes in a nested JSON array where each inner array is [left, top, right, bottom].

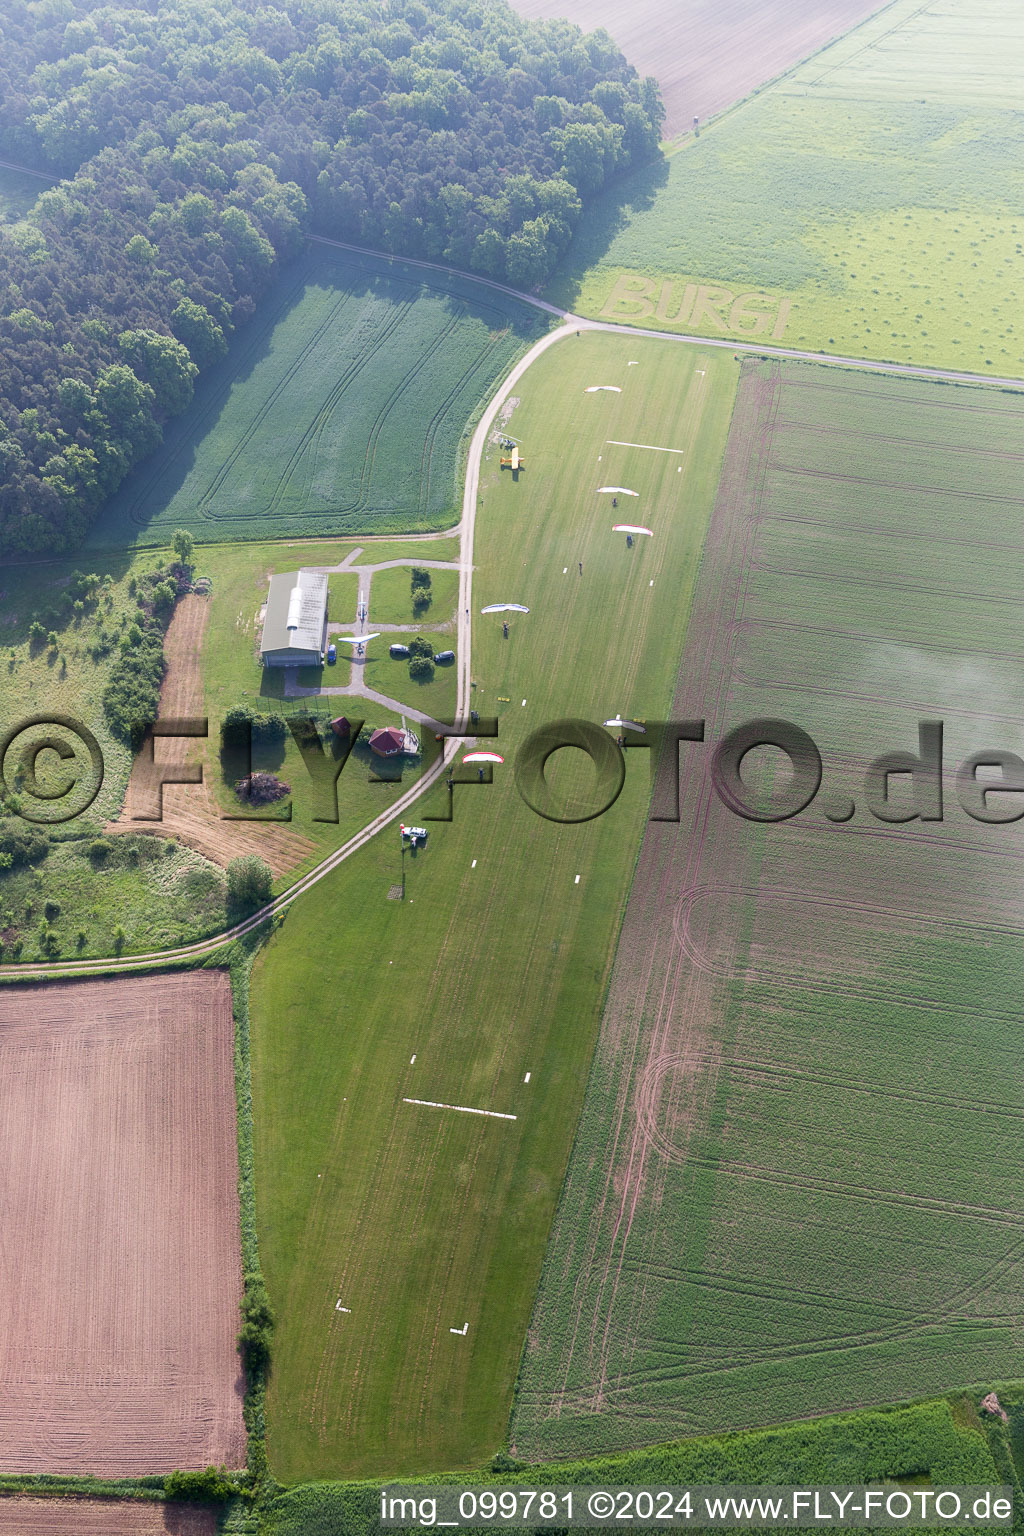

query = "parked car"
[[326, 642, 337, 664], [434, 649, 455, 664], [389, 643, 411, 659]]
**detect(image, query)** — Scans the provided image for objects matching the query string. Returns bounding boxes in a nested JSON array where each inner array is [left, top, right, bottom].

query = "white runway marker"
[[628, 360, 639, 365], [404, 1098, 517, 1121], [607, 440, 686, 454], [336, 1302, 350, 1313], [677, 465, 682, 472], [450, 1323, 469, 1335], [524, 1072, 531, 1083], [575, 874, 581, 884], [521, 699, 526, 706], [410, 1054, 416, 1064], [471, 859, 477, 868], [650, 579, 654, 586], [563, 567, 567, 574]]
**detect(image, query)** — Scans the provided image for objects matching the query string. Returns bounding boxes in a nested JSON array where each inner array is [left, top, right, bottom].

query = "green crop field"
[[264, 1396, 1005, 1535], [511, 358, 1024, 1462], [85, 245, 546, 551], [249, 331, 739, 1481], [550, 0, 1024, 378]]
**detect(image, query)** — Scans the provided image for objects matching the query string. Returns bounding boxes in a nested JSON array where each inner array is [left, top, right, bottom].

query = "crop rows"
[[86, 249, 542, 549], [511, 360, 1024, 1462]]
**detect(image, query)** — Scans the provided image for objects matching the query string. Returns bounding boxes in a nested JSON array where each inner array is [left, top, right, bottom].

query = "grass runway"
[[250, 331, 739, 1480]]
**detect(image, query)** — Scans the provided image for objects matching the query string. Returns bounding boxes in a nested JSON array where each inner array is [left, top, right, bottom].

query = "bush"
[[0, 823, 49, 868], [165, 1466, 234, 1503], [409, 655, 434, 682], [226, 854, 274, 910], [411, 566, 432, 613], [238, 1271, 275, 1381], [89, 838, 111, 862], [408, 635, 433, 659], [102, 629, 166, 746]]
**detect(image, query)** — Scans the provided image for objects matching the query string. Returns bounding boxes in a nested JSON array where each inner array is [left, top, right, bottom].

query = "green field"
[[250, 331, 739, 1481], [85, 246, 546, 551], [551, 0, 1024, 378], [511, 358, 1024, 1461], [264, 1396, 1006, 1535]]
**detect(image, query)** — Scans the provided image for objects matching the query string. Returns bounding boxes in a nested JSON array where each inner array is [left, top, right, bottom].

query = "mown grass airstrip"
[[551, 0, 1024, 378], [249, 331, 738, 1480]]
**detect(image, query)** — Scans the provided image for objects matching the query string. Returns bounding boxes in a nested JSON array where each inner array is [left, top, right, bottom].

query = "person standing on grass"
[[579, 561, 583, 575]]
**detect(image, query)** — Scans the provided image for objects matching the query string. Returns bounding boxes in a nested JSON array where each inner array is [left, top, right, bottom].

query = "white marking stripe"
[[607, 439, 686, 454], [403, 1097, 517, 1121]]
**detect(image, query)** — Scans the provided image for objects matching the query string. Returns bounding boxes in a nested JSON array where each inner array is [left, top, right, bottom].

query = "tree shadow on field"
[[543, 154, 672, 312]]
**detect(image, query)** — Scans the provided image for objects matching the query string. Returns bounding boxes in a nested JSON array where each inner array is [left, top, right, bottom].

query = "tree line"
[[0, 0, 663, 558]]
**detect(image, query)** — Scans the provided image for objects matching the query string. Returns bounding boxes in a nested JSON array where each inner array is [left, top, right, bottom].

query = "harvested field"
[[509, 0, 886, 137], [0, 971, 245, 1475], [0, 1500, 214, 1534], [512, 360, 1024, 1460], [107, 593, 317, 877]]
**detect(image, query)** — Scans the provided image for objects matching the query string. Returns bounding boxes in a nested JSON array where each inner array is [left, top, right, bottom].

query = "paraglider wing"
[[612, 524, 653, 536], [584, 385, 622, 393], [481, 602, 530, 614], [462, 751, 505, 764], [597, 486, 639, 495], [603, 717, 646, 734]]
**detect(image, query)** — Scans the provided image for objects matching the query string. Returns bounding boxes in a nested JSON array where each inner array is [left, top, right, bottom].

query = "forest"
[[0, 0, 663, 558]]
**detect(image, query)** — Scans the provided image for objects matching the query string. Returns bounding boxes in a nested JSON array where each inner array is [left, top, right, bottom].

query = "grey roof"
[[261, 570, 328, 658]]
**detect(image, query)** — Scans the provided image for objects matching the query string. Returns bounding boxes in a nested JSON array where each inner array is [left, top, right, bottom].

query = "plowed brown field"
[[0, 1500, 214, 1533], [0, 971, 245, 1475], [509, 0, 886, 136], [107, 594, 316, 876]]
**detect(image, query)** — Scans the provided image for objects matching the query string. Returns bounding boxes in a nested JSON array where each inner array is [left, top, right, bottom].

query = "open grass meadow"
[[0, 548, 237, 959], [551, 0, 1024, 378], [510, 358, 1024, 1462], [85, 245, 546, 551], [249, 331, 739, 1481]]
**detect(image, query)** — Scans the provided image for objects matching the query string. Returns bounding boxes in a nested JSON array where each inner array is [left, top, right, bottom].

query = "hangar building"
[[260, 570, 328, 667]]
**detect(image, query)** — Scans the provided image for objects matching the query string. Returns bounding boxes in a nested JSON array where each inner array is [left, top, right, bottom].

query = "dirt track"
[[0, 1500, 214, 1533], [107, 593, 316, 876], [0, 972, 245, 1475]]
